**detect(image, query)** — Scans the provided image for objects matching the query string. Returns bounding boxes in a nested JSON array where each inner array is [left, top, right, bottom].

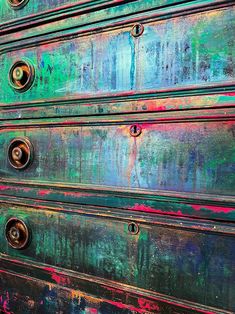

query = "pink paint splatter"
[[38, 190, 51, 196], [86, 309, 98, 314], [0, 185, 9, 191], [138, 298, 160, 312], [221, 92, 235, 96], [106, 300, 145, 313], [191, 204, 234, 214], [128, 204, 183, 216], [43, 267, 70, 285]]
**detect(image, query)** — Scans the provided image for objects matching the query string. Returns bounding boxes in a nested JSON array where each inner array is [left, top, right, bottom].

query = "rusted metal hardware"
[[130, 124, 142, 137], [7, 0, 29, 9], [8, 138, 34, 170], [8, 60, 35, 92], [5, 218, 30, 249], [131, 23, 144, 37], [128, 222, 139, 235]]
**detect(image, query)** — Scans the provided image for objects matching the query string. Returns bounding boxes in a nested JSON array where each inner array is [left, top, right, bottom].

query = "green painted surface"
[[0, 118, 234, 196], [0, 1, 234, 313], [1, 6, 234, 105], [0, 204, 234, 311], [0, 0, 198, 27]]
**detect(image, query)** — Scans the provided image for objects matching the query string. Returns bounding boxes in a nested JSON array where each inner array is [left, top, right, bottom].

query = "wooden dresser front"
[[0, 0, 234, 313]]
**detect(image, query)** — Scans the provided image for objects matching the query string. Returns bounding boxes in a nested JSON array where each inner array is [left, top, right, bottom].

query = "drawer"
[[0, 203, 234, 312], [1, 5, 234, 107], [0, 110, 234, 221]]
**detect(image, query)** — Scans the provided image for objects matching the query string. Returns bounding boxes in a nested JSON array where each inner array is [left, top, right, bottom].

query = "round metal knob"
[[5, 218, 30, 250], [8, 138, 33, 170], [7, 0, 29, 9], [9, 60, 35, 92]]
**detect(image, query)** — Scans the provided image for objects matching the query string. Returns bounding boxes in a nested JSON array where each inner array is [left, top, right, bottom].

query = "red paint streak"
[[105, 286, 125, 295], [44, 267, 70, 285], [87, 309, 98, 314], [191, 204, 234, 214], [38, 190, 51, 196], [0, 186, 9, 191], [129, 204, 183, 216], [106, 300, 145, 313], [138, 298, 160, 312], [140, 295, 216, 314], [221, 92, 235, 96], [2, 291, 11, 314]]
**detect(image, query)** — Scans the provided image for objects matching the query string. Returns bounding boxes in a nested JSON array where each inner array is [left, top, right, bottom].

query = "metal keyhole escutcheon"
[[128, 222, 139, 235], [7, 0, 30, 9], [8, 138, 34, 170], [130, 124, 142, 137], [5, 218, 30, 249], [131, 23, 144, 37]]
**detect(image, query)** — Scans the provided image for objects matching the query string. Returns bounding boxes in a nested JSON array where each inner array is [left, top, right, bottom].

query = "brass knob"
[[8, 138, 33, 170], [7, 0, 29, 9], [9, 60, 35, 92], [5, 218, 30, 249], [13, 67, 24, 81]]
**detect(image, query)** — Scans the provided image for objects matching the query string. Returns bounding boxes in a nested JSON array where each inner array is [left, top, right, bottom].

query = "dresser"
[[0, 0, 234, 313]]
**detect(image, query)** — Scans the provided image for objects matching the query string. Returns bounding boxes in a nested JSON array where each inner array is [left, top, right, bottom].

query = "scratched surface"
[[0, 0, 193, 28], [1, 0, 235, 313], [0, 119, 234, 194], [1, 6, 234, 106], [0, 93, 235, 120], [0, 268, 217, 314], [0, 204, 234, 312], [0, 0, 115, 25]]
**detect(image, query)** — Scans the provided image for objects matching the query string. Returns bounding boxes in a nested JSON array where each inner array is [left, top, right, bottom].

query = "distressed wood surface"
[[0, 0, 235, 313], [0, 203, 234, 312], [1, 266, 229, 314], [0, 92, 235, 120], [0, 0, 232, 44], [0, 0, 134, 29], [0, 109, 234, 221], [1, 5, 234, 106]]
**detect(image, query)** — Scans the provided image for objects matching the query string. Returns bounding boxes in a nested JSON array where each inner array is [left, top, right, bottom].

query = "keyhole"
[[130, 124, 142, 137], [128, 222, 139, 235], [131, 23, 144, 37]]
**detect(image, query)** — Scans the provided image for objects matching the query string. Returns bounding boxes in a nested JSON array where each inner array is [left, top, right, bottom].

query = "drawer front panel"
[[1, 6, 234, 106], [0, 117, 234, 195], [0, 204, 234, 312]]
